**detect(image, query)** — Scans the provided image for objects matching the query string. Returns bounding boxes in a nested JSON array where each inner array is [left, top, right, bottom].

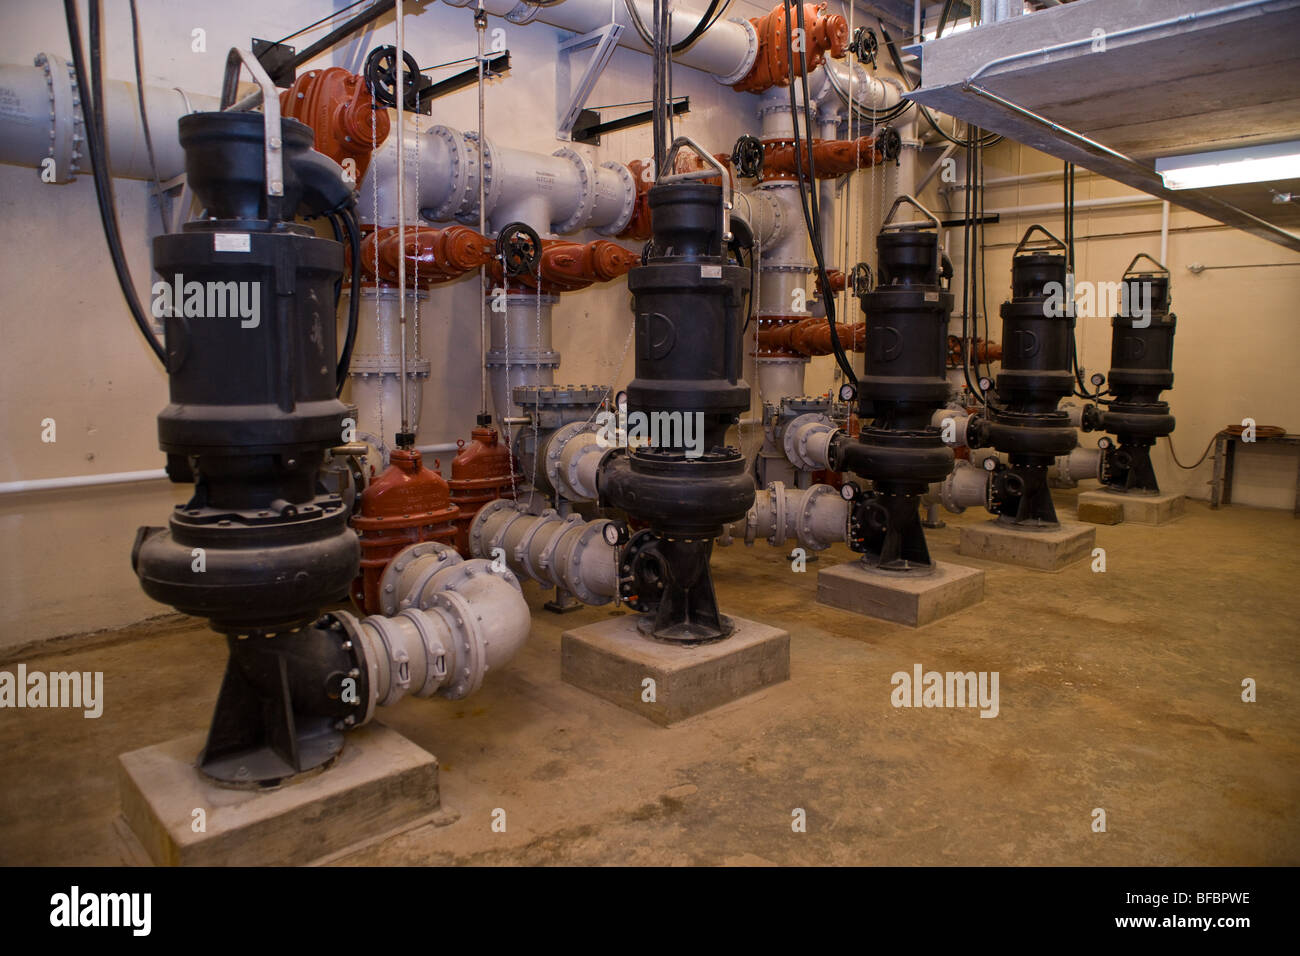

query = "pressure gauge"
[[1090, 372, 1105, 387], [982, 456, 998, 472], [602, 522, 626, 547], [840, 482, 859, 501], [978, 376, 992, 393], [838, 383, 857, 403]]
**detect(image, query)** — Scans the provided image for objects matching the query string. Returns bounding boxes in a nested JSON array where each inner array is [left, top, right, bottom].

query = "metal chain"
[[371, 94, 384, 455]]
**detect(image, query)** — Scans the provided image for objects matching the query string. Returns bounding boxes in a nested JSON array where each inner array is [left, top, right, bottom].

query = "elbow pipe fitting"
[[469, 499, 619, 606], [783, 413, 838, 472], [728, 481, 849, 551], [339, 539, 531, 711]]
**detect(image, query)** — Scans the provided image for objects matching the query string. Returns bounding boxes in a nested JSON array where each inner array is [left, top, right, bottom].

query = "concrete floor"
[[1, 493, 1297, 865]]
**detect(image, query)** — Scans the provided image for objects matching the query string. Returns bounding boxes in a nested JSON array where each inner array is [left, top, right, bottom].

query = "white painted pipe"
[[0, 469, 168, 495], [441, 0, 759, 83], [345, 288, 430, 451], [0, 54, 219, 182], [486, 293, 560, 428], [364, 124, 637, 235]]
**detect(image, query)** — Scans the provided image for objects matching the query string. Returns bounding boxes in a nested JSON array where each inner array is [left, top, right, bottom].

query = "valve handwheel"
[[730, 135, 764, 180], [364, 45, 421, 110], [848, 261, 873, 298], [496, 222, 541, 276]]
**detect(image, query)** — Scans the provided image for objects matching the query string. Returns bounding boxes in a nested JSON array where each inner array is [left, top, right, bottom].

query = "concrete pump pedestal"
[[1078, 489, 1185, 525], [117, 723, 446, 866], [817, 561, 984, 627], [959, 520, 1096, 572], [561, 614, 790, 726]]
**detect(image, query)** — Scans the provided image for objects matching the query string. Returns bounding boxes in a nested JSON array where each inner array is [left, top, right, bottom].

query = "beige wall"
[[915, 140, 1300, 508], [2, 1, 1296, 648]]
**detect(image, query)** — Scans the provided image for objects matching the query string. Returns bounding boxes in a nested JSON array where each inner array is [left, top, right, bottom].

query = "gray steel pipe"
[[469, 499, 619, 605], [723, 480, 848, 551]]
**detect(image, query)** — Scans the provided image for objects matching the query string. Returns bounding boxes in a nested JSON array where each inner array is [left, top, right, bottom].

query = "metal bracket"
[[219, 47, 285, 200], [572, 97, 689, 146], [251, 38, 297, 88], [556, 23, 625, 141]]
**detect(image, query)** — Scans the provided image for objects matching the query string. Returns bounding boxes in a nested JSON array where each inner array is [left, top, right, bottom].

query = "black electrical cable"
[[273, 0, 372, 47], [335, 208, 362, 396], [1167, 432, 1216, 470], [958, 127, 985, 404], [784, 0, 856, 386], [129, 0, 168, 235], [65, 0, 166, 365], [625, 0, 727, 54], [879, 21, 1001, 148]]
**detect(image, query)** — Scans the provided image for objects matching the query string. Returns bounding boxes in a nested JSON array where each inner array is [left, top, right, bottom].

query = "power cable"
[[64, 0, 166, 365]]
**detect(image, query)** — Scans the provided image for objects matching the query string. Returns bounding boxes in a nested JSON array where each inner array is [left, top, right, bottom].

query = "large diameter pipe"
[[783, 413, 838, 472], [722, 481, 848, 551], [442, 0, 759, 84], [339, 540, 532, 711], [0, 54, 220, 182], [469, 499, 618, 605], [1051, 445, 1103, 486], [924, 459, 991, 515]]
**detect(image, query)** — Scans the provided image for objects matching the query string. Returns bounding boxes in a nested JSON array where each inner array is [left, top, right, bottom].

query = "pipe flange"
[[783, 412, 835, 472], [331, 610, 380, 726], [426, 590, 485, 700], [456, 131, 499, 227], [594, 161, 637, 237], [378, 539, 463, 616], [545, 420, 597, 500], [426, 556, 520, 598], [514, 508, 562, 580], [714, 17, 760, 86], [347, 354, 432, 377], [796, 483, 842, 551], [425, 125, 474, 222], [34, 52, 80, 182], [767, 480, 787, 547], [537, 512, 582, 578], [468, 497, 521, 558], [552, 146, 597, 235], [557, 518, 615, 606], [395, 547, 467, 614]]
